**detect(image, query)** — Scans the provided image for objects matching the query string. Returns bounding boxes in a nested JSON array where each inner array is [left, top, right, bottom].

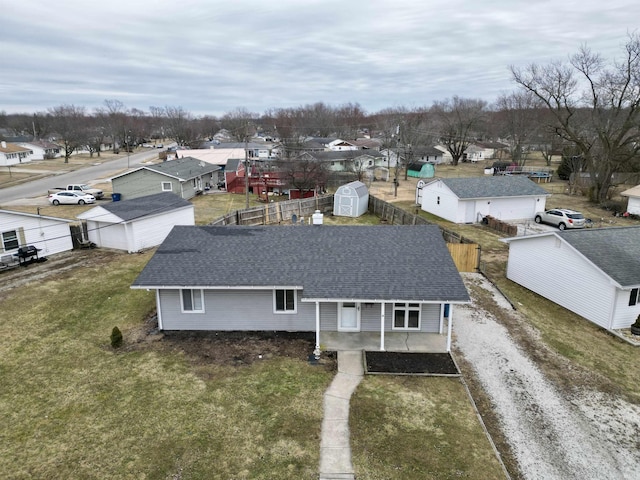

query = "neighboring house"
[[0, 209, 74, 256], [76, 192, 194, 253], [433, 145, 454, 164], [131, 225, 471, 352], [381, 146, 444, 168], [620, 185, 640, 215], [17, 140, 62, 160], [303, 150, 384, 172], [464, 142, 509, 162], [111, 157, 221, 200], [0, 141, 33, 166], [327, 139, 360, 151], [418, 176, 550, 223], [502, 226, 640, 331], [333, 181, 369, 217], [223, 158, 246, 194]]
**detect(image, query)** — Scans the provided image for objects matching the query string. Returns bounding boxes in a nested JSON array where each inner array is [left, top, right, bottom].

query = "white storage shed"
[[76, 192, 194, 253], [333, 181, 369, 217]]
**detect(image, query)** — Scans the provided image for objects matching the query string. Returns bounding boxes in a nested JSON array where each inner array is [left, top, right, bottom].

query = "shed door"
[[339, 302, 360, 331], [339, 197, 355, 216]]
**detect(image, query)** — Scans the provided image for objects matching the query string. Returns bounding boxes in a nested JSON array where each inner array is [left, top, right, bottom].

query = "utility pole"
[[244, 122, 249, 209]]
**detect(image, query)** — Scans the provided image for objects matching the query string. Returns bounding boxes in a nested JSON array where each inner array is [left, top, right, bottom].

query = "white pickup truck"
[[48, 184, 104, 200]]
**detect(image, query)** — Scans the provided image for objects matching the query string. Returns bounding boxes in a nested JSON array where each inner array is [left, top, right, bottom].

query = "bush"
[[110, 326, 123, 349]]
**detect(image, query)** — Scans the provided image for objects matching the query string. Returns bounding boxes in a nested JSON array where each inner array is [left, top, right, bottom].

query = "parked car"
[[534, 208, 586, 230], [48, 191, 96, 205]]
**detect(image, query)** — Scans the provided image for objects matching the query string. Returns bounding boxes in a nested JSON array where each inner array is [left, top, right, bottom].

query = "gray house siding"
[[159, 289, 316, 331], [113, 170, 178, 200], [159, 291, 443, 332]]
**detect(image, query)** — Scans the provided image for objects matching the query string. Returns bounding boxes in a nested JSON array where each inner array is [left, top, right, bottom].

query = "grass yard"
[[0, 251, 334, 480], [350, 376, 506, 479]]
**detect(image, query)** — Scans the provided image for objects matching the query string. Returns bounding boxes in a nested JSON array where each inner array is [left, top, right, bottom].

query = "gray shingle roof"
[[440, 176, 550, 199], [559, 226, 640, 286], [132, 225, 470, 303], [144, 157, 220, 179], [100, 192, 192, 222]]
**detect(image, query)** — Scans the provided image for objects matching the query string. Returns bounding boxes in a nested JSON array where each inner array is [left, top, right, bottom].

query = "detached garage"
[[333, 181, 369, 217], [419, 176, 550, 224], [76, 192, 194, 253]]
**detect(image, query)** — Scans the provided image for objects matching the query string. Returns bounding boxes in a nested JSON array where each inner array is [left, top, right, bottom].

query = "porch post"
[[439, 303, 444, 334], [380, 302, 385, 351], [314, 301, 321, 354], [446, 307, 453, 352]]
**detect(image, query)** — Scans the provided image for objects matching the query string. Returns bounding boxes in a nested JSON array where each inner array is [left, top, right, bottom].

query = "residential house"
[[17, 140, 62, 160], [76, 192, 194, 253], [110, 157, 221, 200], [417, 176, 550, 223], [502, 226, 640, 331], [620, 185, 640, 215], [464, 141, 509, 163], [0, 141, 33, 166], [0, 209, 74, 256], [131, 225, 471, 352], [303, 150, 385, 173]]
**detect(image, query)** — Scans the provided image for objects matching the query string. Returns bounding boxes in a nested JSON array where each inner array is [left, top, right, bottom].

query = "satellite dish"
[[291, 214, 297, 224]]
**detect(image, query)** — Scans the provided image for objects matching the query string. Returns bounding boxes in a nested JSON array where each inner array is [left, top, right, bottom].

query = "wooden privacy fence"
[[209, 193, 481, 272], [210, 195, 334, 226], [446, 243, 481, 272], [482, 215, 518, 236]]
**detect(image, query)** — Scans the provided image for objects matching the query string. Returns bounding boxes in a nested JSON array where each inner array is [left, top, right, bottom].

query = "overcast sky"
[[2, 0, 638, 117]]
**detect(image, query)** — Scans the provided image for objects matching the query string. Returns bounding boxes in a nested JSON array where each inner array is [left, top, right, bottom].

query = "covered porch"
[[319, 330, 449, 353]]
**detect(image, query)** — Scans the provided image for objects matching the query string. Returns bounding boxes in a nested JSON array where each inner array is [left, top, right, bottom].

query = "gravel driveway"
[[454, 273, 640, 480]]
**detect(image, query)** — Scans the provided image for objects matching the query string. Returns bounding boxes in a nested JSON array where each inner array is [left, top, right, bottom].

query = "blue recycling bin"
[[111, 193, 121, 201]]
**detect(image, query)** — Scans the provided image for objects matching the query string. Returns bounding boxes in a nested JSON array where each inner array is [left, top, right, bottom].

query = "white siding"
[[0, 212, 73, 255], [86, 206, 194, 253], [611, 289, 640, 330], [420, 181, 459, 222], [506, 235, 617, 329], [129, 206, 194, 252], [627, 197, 640, 215]]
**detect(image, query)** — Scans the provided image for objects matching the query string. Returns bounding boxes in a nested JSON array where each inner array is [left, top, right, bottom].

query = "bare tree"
[[277, 155, 328, 196], [46, 105, 87, 163], [221, 107, 257, 143], [164, 106, 199, 146], [511, 33, 640, 202], [493, 91, 543, 165], [431, 97, 487, 165]]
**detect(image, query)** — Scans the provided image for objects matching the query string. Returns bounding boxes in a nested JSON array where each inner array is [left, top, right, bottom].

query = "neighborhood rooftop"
[[132, 224, 470, 303], [90, 192, 192, 222], [558, 226, 640, 286], [436, 176, 550, 199]]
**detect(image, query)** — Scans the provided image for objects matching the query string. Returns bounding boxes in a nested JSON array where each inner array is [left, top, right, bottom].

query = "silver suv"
[[534, 209, 586, 230]]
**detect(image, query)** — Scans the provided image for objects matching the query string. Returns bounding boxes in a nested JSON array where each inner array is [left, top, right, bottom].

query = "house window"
[[630, 288, 639, 306], [181, 289, 204, 312], [1, 230, 19, 251], [393, 303, 421, 330], [274, 289, 296, 313], [162, 182, 172, 191]]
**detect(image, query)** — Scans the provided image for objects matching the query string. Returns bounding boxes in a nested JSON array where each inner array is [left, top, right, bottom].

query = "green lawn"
[[0, 252, 332, 479]]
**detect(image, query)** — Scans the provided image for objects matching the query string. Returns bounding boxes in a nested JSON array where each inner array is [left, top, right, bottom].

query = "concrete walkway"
[[319, 350, 364, 480]]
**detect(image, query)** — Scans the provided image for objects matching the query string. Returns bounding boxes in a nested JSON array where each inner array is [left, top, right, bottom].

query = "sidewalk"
[[319, 350, 364, 480]]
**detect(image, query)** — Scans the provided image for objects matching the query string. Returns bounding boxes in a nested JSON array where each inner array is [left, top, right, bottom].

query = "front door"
[[339, 302, 360, 331]]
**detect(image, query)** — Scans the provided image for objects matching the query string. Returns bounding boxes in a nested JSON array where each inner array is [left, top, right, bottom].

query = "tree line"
[[2, 33, 640, 203]]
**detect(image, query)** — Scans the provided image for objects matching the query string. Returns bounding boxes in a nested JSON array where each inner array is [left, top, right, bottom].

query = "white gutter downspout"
[[380, 302, 386, 351], [314, 301, 321, 357], [446, 307, 453, 352], [156, 290, 163, 330]]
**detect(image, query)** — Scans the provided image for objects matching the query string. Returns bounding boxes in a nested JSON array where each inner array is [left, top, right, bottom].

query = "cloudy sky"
[[2, 0, 638, 117]]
